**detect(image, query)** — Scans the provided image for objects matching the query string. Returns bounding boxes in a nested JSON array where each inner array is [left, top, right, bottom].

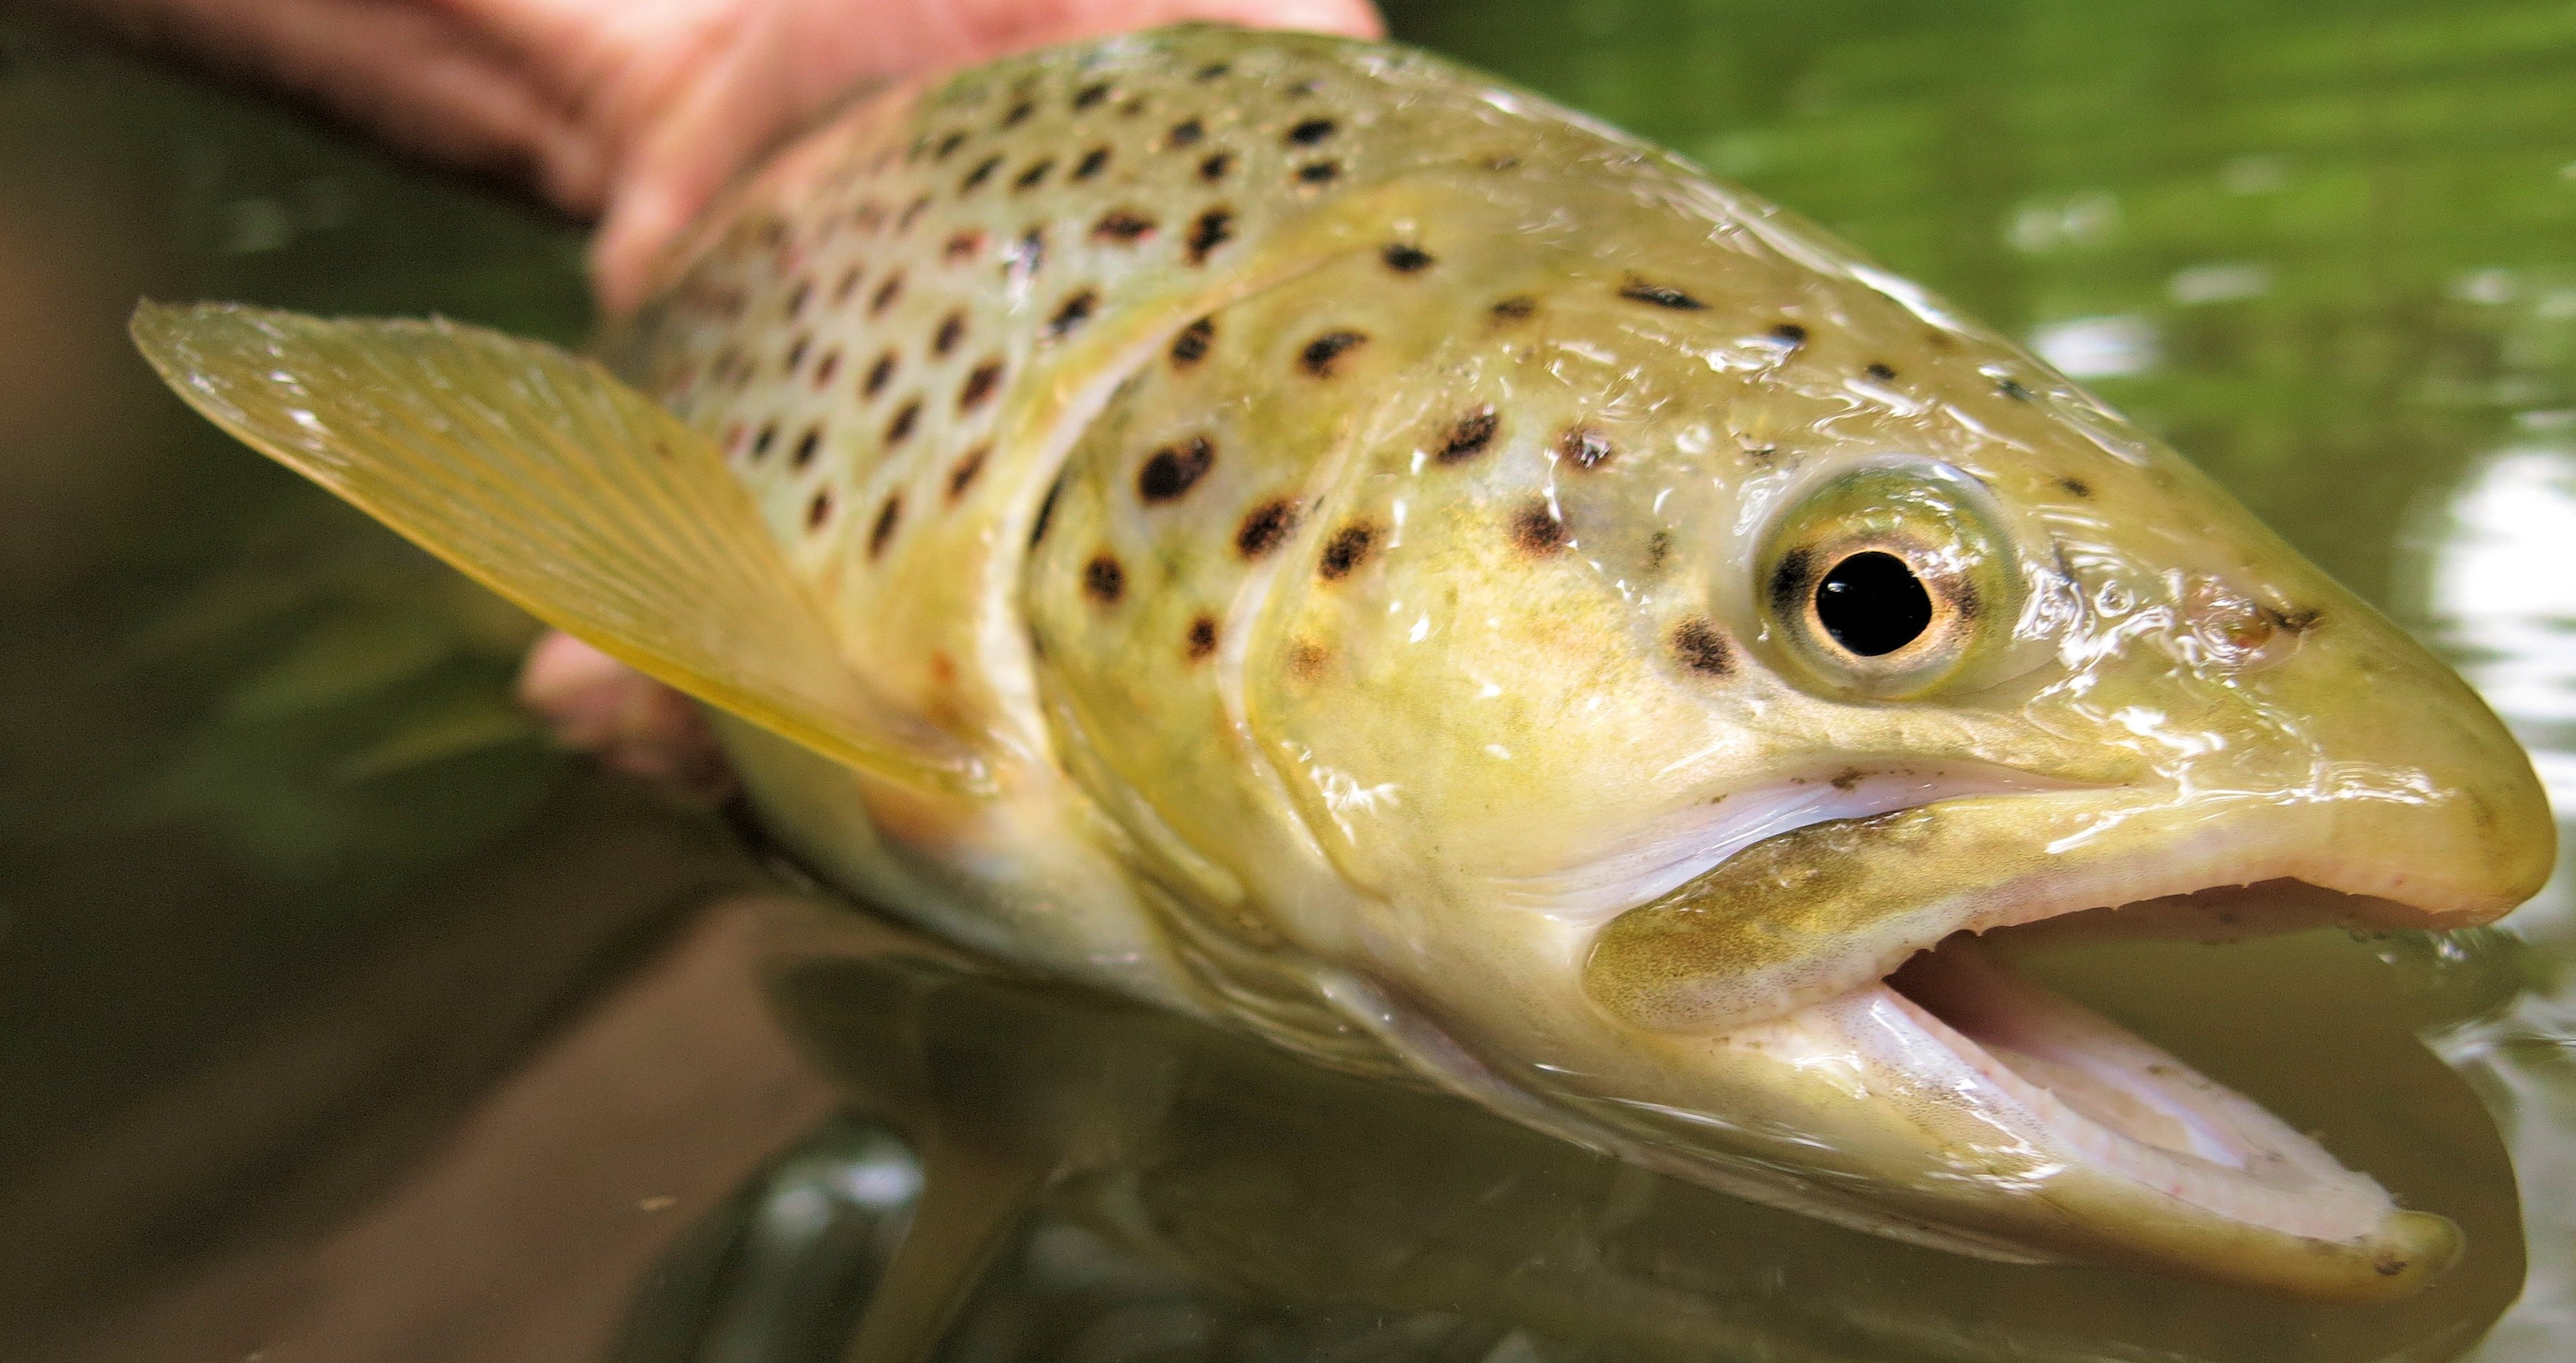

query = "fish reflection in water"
[[615, 900, 2522, 1363]]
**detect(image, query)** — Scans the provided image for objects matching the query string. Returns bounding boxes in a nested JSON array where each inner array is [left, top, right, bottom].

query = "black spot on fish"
[[835, 266, 862, 301], [1199, 151, 1234, 181], [1300, 330, 1365, 378], [1287, 639, 1329, 679], [1511, 499, 1567, 555], [1237, 498, 1300, 557], [1047, 289, 1098, 338], [1186, 209, 1233, 264], [786, 280, 812, 318], [865, 352, 896, 397], [1139, 436, 1215, 502], [1168, 118, 1204, 149], [1171, 317, 1214, 367], [1620, 279, 1705, 310], [1286, 78, 1320, 98], [752, 423, 777, 459], [806, 490, 834, 529], [963, 155, 1002, 191], [1830, 768, 1863, 792], [1645, 530, 1673, 571], [935, 130, 968, 160], [1296, 160, 1341, 184], [1998, 375, 2034, 400], [1865, 362, 1898, 382], [1439, 407, 1499, 463], [2058, 476, 2093, 499], [944, 230, 984, 262], [1557, 427, 1614, 470], [870, 495, 902, 559], [1196, 62, 1231, 80], [2270, 605, 2324, 633], [949, 445, 988, 502], [1093, 210, 1157, 243], [785, 335, 810, 373], [812, 350, 840, 387], [1074, 146, 1111, 180], [871, 272, 904, 314], [1318, 521, 1378, 580], [1770, 322, 1809, 348], [960, 360, 1005, 411], [1014, 158, 1054, 191], [899, 196, 931, 230], [1287, 117, 1336, 146], [1030, 474, 1065, 548], [934, 312, 966, 355], [1001, 100, 1034, 128], [1083, 553, 1126, 604], [886, 400, 921, 446], [1672, 618, 1733, 675], [1073, 81, 1112, 110], [1383, 243, 1434, 272], [1491, 295, 1537, 322], [1185, 615, 1220, 660]]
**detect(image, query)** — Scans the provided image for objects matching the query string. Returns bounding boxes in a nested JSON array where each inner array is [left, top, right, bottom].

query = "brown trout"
[[132, 25, 2551, 1301]]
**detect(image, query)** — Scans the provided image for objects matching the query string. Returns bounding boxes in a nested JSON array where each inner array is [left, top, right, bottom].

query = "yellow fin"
[[131, 302, 990, 797]]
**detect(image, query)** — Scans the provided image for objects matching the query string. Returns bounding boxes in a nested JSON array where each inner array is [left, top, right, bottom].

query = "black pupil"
[[1813, 551, 1934, 657]]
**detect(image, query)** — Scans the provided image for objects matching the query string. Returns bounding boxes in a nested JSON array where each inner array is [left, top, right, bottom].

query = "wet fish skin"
[[133, 25, 2550, 1300]]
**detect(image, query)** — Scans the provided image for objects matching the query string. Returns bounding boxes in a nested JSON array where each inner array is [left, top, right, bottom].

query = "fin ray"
[[131, 302, 989, 796]]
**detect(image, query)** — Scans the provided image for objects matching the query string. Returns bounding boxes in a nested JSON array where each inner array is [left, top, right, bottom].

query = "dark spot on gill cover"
[[1511, 499, 1567, 555], [1439, 407, 1499, 463], [1186, 615, 1220, 660], [1865, 363, 1898, 382], [1139, 436, 1215, 501], [1621, 279, 1705, 309], [1236, 498, 1300, 557], [1491, 295, 1537, 322], [1047, 289, 1097, 338], [1383, 243, 1434, 272], [1672, 618, 1732, 674], [2058, 476, 2093, 499], [949, 445, 988, 501], [1300, 330, 1365, 378], [959, 360, 1005, 411], [1318, 522, 1377, 579], [1083, 553, 1126, 604], [870, 496, 902, 558], [1171, 317, 1214, 366], [1093, 210, 1156, 242], [1186, 209, 1233, 263], [1557, 427, 1613, 470]]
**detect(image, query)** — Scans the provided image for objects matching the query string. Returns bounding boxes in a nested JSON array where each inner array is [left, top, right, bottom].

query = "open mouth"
[[1874, 887, 2407, 1246]]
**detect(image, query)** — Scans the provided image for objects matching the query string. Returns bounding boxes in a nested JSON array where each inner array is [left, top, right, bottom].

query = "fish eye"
[[1755, 461, 2024, 698]]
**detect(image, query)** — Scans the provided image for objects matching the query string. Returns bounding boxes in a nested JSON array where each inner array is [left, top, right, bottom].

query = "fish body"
[[136, 26, 2551, 1301]]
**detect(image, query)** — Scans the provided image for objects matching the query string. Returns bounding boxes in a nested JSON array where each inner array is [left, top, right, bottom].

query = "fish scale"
[[134, 24, 2554, 1300]]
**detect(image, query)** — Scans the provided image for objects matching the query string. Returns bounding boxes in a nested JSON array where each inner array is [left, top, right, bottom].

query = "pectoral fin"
[[131, 302, 989, 797]]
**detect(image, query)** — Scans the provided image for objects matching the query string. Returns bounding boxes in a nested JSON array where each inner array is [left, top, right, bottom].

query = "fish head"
[[1231, 258, 2549, 1296]]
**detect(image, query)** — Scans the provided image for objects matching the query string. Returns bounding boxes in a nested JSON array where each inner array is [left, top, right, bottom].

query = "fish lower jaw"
[[1786, 927, 2460, 1297]]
